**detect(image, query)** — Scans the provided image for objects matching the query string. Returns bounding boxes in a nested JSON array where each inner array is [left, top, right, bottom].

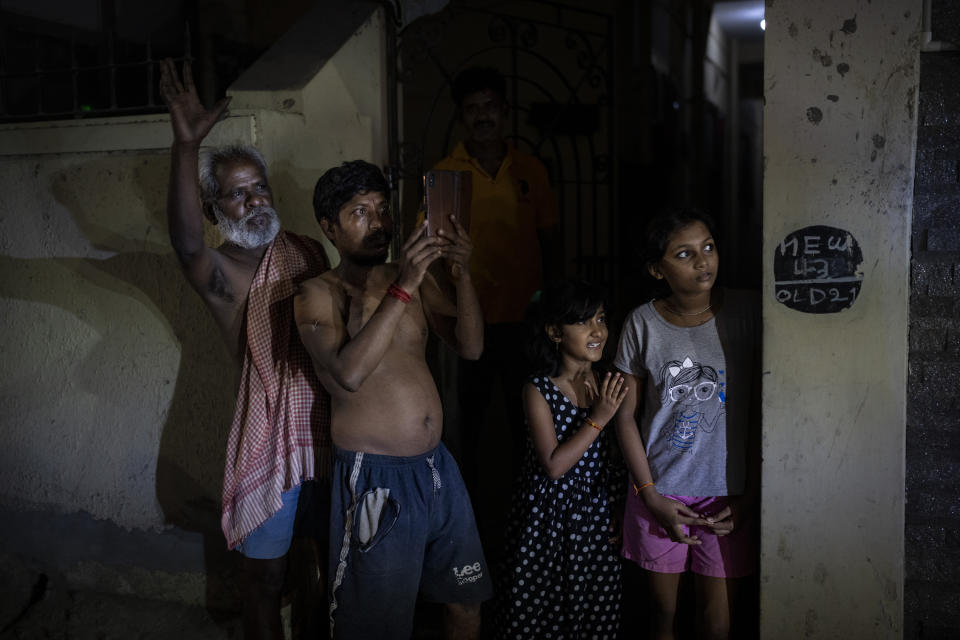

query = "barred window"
[[0, 0, 261, 123]]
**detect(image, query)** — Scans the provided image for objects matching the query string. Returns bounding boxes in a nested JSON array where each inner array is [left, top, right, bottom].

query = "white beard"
[[214, 205, 281, 249]]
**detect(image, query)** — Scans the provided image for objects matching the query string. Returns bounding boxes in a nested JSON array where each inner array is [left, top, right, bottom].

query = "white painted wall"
[[761, 0, 920, 636], [229, 7, 388, 265]]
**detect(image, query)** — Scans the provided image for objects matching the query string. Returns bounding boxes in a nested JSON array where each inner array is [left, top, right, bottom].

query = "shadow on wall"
[[0, 153, 242, 613]]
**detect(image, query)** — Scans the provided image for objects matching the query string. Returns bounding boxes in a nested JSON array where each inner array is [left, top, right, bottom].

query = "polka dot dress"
[[494, 376, 622, 639]]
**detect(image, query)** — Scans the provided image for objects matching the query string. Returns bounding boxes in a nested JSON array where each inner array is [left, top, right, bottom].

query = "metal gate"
[[394, 0, 617, 290]]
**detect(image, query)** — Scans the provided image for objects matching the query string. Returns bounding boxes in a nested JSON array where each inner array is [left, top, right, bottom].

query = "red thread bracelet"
[[387, 282, 412, 304]]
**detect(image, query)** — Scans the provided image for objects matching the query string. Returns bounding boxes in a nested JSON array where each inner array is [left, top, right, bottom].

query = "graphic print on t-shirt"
[[658, 356, 725, 453]]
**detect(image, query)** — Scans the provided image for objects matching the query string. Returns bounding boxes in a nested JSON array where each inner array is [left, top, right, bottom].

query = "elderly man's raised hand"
[[159, 58, 231, 146]]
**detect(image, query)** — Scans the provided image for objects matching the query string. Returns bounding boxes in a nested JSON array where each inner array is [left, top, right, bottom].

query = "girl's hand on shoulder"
[[585, 372, 628, 427], [642, 490, 707, 545]]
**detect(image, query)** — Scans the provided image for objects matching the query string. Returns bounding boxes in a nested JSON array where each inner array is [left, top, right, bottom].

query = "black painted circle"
[[773, 225, 863, 313]]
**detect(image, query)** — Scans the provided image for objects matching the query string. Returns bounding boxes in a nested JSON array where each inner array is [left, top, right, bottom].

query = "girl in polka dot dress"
[[494, 279, 627, 639]]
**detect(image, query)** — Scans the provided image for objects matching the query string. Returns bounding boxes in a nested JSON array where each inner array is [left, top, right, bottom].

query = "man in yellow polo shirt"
[[432, 67, 558, 542]]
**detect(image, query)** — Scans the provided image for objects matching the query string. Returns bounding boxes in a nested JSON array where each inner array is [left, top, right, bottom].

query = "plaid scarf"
[[221, 231, 331, 549]]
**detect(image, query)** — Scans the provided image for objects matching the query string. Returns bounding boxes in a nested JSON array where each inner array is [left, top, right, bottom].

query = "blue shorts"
[[328, 443, 493, 639], [235, 484, 300, 560]]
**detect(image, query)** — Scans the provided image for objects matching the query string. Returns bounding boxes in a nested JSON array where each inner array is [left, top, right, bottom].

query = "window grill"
[[0, 9, 190, 123]]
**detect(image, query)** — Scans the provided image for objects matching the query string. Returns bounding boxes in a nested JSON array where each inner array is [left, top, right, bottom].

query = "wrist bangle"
[[633, 481, 655, 495], [387, 282, 411, 304], [584, 417, 603, 431]]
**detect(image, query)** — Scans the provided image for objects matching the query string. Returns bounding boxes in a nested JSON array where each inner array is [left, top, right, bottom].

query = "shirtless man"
[[294, 160, 491, 639], [160, 59, 329, 639]]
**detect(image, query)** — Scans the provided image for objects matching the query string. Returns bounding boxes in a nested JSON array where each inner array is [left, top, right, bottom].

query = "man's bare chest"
[[344, 289, 428, 343]]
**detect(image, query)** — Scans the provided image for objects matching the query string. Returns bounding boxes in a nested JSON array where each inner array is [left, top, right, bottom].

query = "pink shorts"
[[621, 492, 757, 578]]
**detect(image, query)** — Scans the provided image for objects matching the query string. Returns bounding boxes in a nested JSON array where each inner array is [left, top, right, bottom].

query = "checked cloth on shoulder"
[[221, 231, 331, 549]]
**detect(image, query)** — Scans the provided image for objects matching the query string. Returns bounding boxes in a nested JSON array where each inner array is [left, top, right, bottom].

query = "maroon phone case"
[[424, 170, 472, 237]]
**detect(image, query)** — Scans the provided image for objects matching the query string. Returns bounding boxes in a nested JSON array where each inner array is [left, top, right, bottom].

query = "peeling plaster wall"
[[0, 150, 220, 533], [762, 0, 920, 637], [0, 6, 387, 604]]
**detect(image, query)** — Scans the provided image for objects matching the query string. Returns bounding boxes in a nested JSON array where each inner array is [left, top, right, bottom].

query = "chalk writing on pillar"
[[773, 225, 863, 313]]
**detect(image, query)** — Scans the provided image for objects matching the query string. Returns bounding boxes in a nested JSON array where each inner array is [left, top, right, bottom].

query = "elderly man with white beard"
[[160, 58, 331, 640]]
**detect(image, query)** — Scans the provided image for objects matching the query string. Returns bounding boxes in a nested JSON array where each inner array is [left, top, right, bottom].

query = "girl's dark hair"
[[640, 207, 718, 296], [524, 279, 608, 377], [313, 160, 390, 225], [641, 207, 718, 270]]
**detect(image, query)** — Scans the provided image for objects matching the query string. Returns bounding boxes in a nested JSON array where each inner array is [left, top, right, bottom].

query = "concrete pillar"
[[761, 1, 920, 637]]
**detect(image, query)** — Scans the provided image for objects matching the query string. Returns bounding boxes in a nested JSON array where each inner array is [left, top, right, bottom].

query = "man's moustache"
[[242, 205, 278, 223], [363, 230, 393, 247]]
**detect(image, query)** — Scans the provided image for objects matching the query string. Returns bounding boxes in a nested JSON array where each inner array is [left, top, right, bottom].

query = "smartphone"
[[424, 170, 472, 237]]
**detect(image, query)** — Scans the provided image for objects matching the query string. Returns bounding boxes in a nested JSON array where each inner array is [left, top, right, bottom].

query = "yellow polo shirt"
[[432, 142, 558, 324]]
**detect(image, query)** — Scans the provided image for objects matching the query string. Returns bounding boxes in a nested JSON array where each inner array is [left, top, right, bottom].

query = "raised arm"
[[420, 215, 484, 359], [295, 225, 442, 392], [614, 371, 707, 545], [158, 58, 231, 287], [527, 372, 626, 480]]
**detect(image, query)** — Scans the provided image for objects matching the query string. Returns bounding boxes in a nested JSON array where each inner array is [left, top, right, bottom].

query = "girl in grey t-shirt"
[[614, 208, 759, 639]]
